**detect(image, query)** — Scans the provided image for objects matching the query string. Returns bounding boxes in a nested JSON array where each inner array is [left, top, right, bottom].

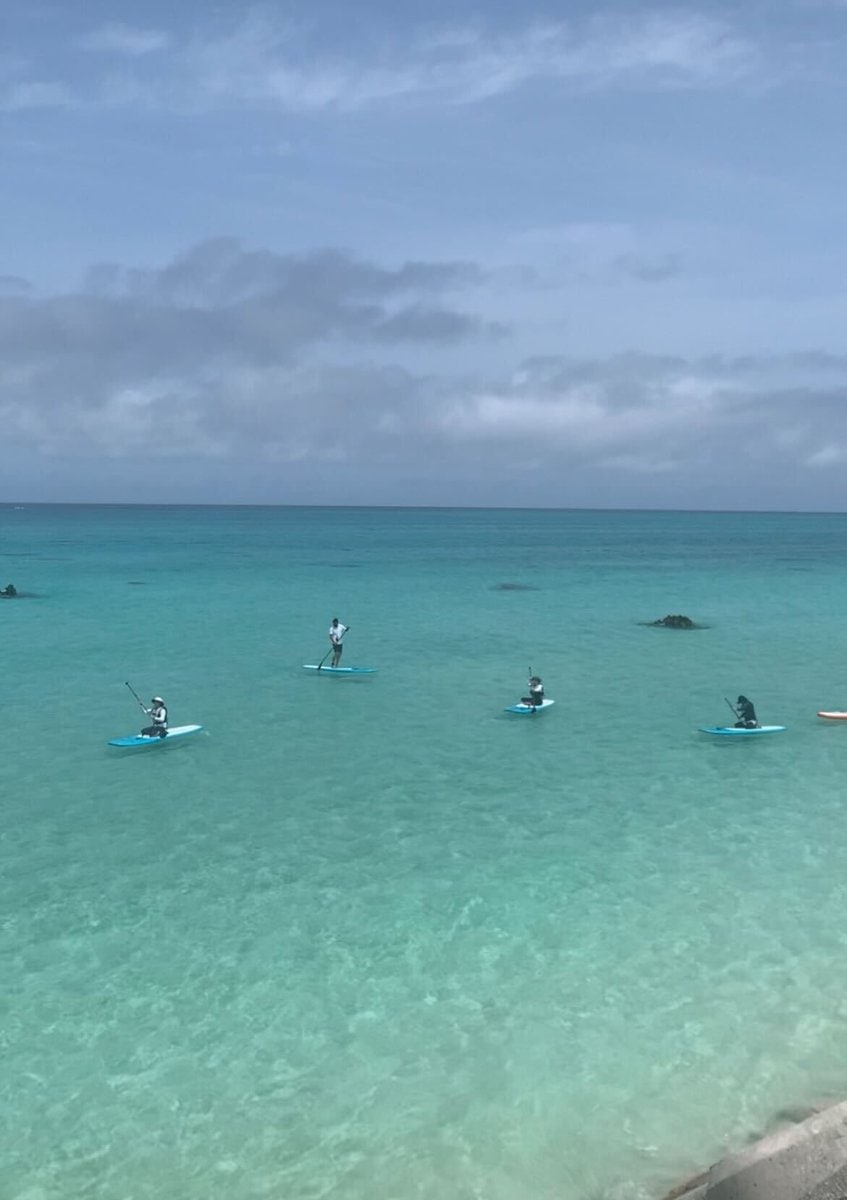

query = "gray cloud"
[[4, 242, 847, 507], [0, 274, 31, 295], [0, 240, 496, 466], [609, 253, 683, 283], [83, 239, 484, 306], [0, 240, 491, 377]]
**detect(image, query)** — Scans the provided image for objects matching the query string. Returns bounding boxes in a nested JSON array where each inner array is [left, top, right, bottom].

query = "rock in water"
[[651, 613, 695, 628]]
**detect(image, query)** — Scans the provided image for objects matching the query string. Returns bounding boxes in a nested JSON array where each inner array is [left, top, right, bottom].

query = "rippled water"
[[3, 505, 847, 1199]]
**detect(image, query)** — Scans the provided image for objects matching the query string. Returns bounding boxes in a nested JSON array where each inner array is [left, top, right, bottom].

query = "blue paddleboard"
[[699, 725, 785, 737], [108, 724, 204, 748], [302, 665, 377, 674], [505, 699, 555, 715]]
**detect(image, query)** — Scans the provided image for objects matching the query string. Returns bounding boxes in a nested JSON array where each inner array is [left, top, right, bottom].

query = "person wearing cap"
[[141, 696, 168, 738], [521, 675, 544, 707], [328, 617, 348, 667], [733, 695, 758, 729]]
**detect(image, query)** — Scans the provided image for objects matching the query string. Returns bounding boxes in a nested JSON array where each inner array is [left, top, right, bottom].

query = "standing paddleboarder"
[[329, 618, 348, 667]]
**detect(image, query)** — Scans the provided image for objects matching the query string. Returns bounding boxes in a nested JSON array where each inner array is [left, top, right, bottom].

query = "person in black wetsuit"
[[734, 695, 758, 728]]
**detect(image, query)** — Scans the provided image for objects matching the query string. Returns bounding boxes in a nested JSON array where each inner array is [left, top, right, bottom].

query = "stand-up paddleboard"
[[108, 724, 204, 748], [302, 665, 377, 674], [699, 725, 785, 737], [817, 711, 847, 720], [505, 699, 555, 715]]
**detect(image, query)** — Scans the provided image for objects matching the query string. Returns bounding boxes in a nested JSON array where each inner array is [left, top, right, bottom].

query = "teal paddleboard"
[[505, 699, 555, 715], [109, 724, 204, 748], [303, 665, 377, 674], [699, 725, 785, 737]]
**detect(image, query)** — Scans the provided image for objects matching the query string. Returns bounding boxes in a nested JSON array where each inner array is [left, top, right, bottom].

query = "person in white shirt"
[[141, 697, 168, 738], [329, 618, 348, 667]]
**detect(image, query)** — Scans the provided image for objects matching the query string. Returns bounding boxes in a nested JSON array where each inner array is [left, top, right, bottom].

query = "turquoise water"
[[4, 505, 847, 1200]]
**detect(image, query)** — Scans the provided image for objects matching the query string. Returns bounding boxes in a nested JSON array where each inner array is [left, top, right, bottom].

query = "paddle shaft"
[[125, 680, 149, 714], [527, 666, 538, 713], [724, 696, 739, 719], [318, 625, 350, 671]]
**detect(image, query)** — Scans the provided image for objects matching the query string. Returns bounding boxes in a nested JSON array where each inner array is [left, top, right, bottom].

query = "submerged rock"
[[651, 613, 697, 629], [0, 586, 41, 598]]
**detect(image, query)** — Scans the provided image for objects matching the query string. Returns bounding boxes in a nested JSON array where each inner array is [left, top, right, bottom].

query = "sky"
[[2, 0, 847, 508]]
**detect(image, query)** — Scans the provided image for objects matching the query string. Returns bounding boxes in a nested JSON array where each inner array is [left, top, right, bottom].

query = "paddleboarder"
[[521, 674, 545, 707], [141, 696, 168, 738], [329, 618, 347, 667], [733, 695, 759, 729]]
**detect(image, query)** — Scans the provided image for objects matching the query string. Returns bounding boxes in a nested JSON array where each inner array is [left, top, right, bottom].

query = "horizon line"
[[3, 502, 847, 516]]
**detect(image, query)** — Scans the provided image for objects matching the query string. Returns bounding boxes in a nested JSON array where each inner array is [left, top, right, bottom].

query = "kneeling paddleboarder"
[[141, 696, 168, 738], [521, 675, 544, 707], [732, 695, 759, 729]]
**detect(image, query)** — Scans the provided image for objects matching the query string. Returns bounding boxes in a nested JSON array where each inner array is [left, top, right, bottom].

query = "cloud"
[[173, 11, 759, 112], [805, 443, 847, 466], [0, 239, 495, 464], [436, 357, 734, 455], [4, 239, 847, 505], [78, 24, 172, 55], [83, 238, 485, 307], [610, 253, 683, 283], [0, 9, 765, 116], [0, 81, 76, 111], [0, 275, 32, 295]]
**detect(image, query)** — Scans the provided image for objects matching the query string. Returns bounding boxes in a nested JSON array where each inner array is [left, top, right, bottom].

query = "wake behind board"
[[699, 725, 785, 737], [505, 699, 555, 715], [108, 724, 204, 748], [302, 665, 377, 674], [817, 711, 847, 720]]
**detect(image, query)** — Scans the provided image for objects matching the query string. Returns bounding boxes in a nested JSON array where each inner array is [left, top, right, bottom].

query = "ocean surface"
[[4, 504, 847, 1200]]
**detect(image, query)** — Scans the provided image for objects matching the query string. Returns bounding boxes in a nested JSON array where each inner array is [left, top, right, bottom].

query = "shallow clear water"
[[3, 505, 847, 1199]]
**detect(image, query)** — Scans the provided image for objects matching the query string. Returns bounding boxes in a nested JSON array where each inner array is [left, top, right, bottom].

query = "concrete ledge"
[[679, 1101, 847, 1200], [661, 1183, 707, 1200]]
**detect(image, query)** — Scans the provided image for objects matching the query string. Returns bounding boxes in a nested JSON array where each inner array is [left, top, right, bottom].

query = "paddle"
[[724, 696, 739, 721], [317, 624, 350, 671], [125, 680, 149, 714], [527, 665, 537, 714]]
